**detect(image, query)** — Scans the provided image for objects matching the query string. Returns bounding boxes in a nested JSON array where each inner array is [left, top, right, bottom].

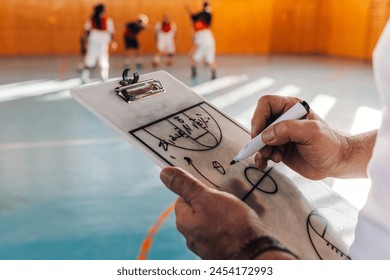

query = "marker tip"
[[230, 160, 236, 165]]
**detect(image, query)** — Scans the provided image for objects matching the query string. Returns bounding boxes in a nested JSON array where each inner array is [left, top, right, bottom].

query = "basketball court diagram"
[[129, 101, 355, 259]]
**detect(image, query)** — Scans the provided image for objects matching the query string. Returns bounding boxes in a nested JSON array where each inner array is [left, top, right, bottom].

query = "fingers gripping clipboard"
[[71, 70, 358, 260]]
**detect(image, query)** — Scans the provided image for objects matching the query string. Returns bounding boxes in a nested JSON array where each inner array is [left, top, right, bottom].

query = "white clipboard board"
[[71, 70, 358, 260]]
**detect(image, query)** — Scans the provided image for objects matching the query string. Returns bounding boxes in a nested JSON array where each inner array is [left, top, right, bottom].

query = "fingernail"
[[251, 125, 258, 138], [160, 168, 175, 185], [262, 128, 275, 143]]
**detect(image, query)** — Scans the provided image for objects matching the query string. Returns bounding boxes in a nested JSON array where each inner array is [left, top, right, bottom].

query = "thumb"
[[160, 166, 208, 203], [262, 119, 316, 146]]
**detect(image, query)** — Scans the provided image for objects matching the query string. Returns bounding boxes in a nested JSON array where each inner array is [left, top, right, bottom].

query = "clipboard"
[[71, 69, 358, 260]]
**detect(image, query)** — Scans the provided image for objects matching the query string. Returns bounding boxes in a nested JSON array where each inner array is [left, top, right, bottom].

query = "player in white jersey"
[[81, 4, 116, 83], [152, 14, 177, 67]]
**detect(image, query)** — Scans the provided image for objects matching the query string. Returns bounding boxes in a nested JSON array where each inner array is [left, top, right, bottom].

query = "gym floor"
[[0, 54, 380, 259]]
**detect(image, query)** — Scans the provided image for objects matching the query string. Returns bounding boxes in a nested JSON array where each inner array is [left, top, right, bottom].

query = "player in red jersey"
[[185, 1, 217, 80]]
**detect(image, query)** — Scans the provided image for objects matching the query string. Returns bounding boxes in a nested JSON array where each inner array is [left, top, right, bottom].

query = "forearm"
[[333, 129, 377, 178]]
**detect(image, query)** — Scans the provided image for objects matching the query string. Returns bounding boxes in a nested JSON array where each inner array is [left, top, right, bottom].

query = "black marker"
[[230, 101, 310, 165]]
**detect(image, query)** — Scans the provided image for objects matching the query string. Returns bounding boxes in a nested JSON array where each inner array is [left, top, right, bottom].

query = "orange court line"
[[137, 202, 175, 260]]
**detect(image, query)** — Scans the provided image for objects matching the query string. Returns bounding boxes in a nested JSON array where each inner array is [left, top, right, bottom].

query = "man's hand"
[[160, 166, 268, 259], [251, 95, 374, 179]]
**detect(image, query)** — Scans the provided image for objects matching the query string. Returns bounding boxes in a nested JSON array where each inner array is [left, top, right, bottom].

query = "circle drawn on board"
[[245, 167, 278, 194]]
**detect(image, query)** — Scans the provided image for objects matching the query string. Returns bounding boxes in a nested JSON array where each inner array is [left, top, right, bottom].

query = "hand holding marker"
[[230, 101, 310, 165]]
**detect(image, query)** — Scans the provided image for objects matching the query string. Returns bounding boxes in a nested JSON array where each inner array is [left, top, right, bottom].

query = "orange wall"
[[0, 0, 273, 56], [0, 0, 389, 60], [270, 0, 321, 53], [327, 0, 390, 59]]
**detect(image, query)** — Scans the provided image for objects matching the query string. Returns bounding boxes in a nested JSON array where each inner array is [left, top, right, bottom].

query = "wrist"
[[230, 236, 299, 260], [254, 250, 298, 260], [334, 130, 377, 178]]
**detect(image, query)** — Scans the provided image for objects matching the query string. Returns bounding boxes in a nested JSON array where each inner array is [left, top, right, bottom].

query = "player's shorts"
[[124, 38, 140, 50], [84, 31, 110, 68], [157, 34, 175, 54], [84, 41, 109, 69], [192, 29, 215, 64]]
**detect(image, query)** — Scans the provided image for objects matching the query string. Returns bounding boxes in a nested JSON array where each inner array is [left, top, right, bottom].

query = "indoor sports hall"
[[0, 0, 389, 260]]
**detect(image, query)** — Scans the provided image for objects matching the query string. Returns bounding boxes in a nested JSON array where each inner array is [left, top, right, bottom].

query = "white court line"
[[38, 90, 72, 101], [308, 94, 337, 119], [0, 138, 123, 151], [273, 84, 301, 96], [209, 77, 275, 109], [191, 75, 249, 96], [0, 79, 46, 90], [38, 78, 114, 102], [0, 78, 81, 102], [235, 84, 301, 129]]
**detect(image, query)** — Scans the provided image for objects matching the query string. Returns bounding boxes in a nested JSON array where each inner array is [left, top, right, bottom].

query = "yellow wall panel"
[[0, 1, 16, 55], [324, 0, 371, 59], [0, 0, 273, 56], [211, 0, 273, 54], [365, 0, 390, 57], [1, 0, 389, 60], [271, 0, 320, 53]]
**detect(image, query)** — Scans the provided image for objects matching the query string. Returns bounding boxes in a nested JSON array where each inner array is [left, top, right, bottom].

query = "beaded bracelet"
[[230, 236, 299, 260]]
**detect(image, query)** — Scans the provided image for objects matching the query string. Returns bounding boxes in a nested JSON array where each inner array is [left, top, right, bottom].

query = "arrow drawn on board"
[[184, 157, 221, 189]]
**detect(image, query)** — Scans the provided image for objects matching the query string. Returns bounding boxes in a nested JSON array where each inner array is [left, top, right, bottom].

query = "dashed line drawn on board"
[[306, 208, 351, 260]]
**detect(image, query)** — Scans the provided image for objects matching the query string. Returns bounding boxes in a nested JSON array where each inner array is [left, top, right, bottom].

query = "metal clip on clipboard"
[[115, 68, 165, 103]]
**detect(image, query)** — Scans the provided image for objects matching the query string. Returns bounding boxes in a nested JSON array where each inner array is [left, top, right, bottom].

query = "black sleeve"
[[202, 12, 212, 26], [191, 13, 199, 23]]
